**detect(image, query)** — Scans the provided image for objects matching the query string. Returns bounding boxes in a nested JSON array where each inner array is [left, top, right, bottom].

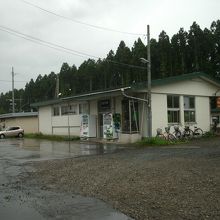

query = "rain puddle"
[[0, 138, 132, 220]]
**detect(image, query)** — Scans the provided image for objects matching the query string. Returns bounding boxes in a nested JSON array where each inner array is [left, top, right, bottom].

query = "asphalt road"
[[0, 138, 131, 220], [22, 137, 220, 220]]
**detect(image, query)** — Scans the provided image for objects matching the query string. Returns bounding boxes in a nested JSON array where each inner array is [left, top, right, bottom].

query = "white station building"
[[31, 72, 220, 143]]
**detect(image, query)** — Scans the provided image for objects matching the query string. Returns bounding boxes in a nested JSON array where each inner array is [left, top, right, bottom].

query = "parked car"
[[0, 126, 24, 139]]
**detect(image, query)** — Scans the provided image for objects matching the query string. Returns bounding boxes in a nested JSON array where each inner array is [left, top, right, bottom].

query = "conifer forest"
[[0, 21, 220, 113]]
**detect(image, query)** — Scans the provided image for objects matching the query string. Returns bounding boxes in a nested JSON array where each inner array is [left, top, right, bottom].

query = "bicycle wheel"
[[184, 129, 193, 138], [173, 131, 182, 139], [194, 128, 203, 137], [157, 134, 166, 140], [168, 133, 176, 142]]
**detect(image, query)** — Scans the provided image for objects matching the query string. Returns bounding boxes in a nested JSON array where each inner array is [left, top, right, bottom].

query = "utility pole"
[[55, 74, 60, 98], [147, 25, 152, 137], [12, 67, 15, 113]]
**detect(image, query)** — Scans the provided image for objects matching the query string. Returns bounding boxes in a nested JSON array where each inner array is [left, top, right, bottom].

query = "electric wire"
[[0, 25, 147, 70], [0, 79, 27, 83], [21, 0, 145, 37]]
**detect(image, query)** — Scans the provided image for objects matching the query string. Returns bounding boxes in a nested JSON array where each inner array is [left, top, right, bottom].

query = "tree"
[[158, 31, 172, 77]]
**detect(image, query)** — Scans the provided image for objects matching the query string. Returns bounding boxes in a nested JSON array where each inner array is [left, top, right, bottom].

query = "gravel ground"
[[23, 137, 220, 220]]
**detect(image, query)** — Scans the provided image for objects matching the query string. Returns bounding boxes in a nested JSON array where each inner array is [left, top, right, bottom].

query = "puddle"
[[0, 139, 132, 220], [0, 138, 119, 162]]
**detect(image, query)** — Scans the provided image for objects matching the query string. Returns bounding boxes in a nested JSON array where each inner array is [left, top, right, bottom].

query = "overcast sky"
[[0, 0, 219, 93]]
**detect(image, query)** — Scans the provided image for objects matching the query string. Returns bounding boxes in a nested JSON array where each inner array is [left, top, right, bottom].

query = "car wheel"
[[0, 134, 5, 139], [18, 133, 24, 138]]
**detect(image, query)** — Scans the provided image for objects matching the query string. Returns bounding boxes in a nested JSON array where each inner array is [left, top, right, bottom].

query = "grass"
[[24, 133, 80, 142], [137, 137, 186, 147]]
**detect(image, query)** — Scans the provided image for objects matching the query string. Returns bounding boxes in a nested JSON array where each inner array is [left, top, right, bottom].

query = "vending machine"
[[103, 113, 121, 139], [80, 114, 96, 139], [103, 113, 113, 139]]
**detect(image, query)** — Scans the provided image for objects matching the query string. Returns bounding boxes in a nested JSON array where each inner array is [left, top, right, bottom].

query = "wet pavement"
[[0, 138, 132, 220]]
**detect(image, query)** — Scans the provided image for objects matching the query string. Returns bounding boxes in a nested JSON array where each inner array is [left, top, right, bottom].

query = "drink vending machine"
[[103, 113, 121, 139], [80, 114, 96, 139]]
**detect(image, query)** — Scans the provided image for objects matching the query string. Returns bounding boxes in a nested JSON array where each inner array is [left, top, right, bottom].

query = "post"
[[67, 104, 70, 141], [147, 25, 152, 137], [55, 74, 60, 98], [12, 67, 15, 113]]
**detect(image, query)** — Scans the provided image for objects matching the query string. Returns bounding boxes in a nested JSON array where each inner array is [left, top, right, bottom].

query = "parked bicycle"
[[183, 125, 203, 138], [156, 126, 176, 141], [173, 125, 182, 139]]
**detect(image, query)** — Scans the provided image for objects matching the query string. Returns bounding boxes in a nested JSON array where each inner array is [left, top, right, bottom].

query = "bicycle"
[[156, 126, 176, 141], [192, 126, 203, 137], [173, 125, 182, 139], [183, 125, 203, 138]]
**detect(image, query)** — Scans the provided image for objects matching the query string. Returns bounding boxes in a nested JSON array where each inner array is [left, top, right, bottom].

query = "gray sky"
[[0, 0, 219, 93]]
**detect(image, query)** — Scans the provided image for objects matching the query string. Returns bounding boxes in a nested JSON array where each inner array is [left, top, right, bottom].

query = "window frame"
[[52, 106, 60, 116], [79, 103, 89, 114], [167, 95, 180, 124], [184, 96, 196, 123]]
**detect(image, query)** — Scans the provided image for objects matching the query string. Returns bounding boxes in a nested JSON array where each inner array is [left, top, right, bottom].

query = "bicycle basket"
[[156, 128, 163, 135], [165, 127, 170, 133], [174, 125, 179, 131]]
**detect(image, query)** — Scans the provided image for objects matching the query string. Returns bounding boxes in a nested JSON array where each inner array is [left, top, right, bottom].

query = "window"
[[79, 103, 89, 114], [69, 104, 77, 114], [53, 106, 60, 116], [184, 96, 195, 123], [98, 99, 111, 112], [61, 104, 77, 115], [61, 105, 70, 115], [167, 95, 180, 123]]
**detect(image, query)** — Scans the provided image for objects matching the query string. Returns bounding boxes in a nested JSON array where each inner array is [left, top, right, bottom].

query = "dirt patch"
[[23, 137, 220, 220]]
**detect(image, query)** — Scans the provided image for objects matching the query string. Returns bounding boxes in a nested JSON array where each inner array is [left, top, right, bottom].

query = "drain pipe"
[[120, 87, 148, 104]]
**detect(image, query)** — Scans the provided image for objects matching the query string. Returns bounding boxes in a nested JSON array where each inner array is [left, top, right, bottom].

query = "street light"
[[140, 25, 152, 137]]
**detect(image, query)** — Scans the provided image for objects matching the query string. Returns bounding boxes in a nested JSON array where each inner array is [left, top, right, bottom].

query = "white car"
[[0, 126, 24, 139]]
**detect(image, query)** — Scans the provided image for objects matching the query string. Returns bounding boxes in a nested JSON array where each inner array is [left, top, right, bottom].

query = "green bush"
[[203, 131, 216, 138], [138, 137, 174, 146]]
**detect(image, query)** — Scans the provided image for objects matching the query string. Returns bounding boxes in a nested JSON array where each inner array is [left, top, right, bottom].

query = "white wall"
[[39, 106, 52, 134], [89, 100, 97, 115], [152, 79, 219, 96], [52, 115, 81, 136], [151, 93, 168, 136], [195, 97, 210, 132]]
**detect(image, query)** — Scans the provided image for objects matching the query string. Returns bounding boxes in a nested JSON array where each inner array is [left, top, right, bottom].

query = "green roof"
[[31, 72, 220, 108], [31, 87, 130, 107], [132, 72, 220, 90]]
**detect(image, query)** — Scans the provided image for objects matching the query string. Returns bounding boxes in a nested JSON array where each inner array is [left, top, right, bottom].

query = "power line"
[[0, 79, 27, 83], [0, 25, 147, 70], [21, 0, 145, 37]]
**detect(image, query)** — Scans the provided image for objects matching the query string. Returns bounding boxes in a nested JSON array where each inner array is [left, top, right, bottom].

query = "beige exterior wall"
[[89, 100, 97, 115], [151, 93, 168, 136], [0, 117, 38, 133], [195, 97, 210, 132], [39, 106, 52, 134], [51, 115, 81, 136]]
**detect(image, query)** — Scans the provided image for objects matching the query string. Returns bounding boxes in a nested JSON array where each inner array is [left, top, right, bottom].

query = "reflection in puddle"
[[15, 138, 119, 161]]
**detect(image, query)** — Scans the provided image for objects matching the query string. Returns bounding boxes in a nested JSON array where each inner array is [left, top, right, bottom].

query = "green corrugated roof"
[[31, 87, 130, 107], [132, 72, 220, 90], [31, 72, 220, 107]]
